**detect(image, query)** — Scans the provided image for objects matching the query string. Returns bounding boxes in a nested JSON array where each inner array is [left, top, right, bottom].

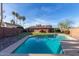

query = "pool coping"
[[58, 34, 77, 40], [0, 35, 31, 56]]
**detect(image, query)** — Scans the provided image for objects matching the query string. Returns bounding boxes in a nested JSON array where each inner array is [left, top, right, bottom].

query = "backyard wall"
[[34, 29, 49, 33], [69, 28, 79, 39], [0, 27, 23, 38]]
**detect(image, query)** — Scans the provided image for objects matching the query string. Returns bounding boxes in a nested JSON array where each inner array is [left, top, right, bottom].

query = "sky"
[[2, 3, 79, 28]]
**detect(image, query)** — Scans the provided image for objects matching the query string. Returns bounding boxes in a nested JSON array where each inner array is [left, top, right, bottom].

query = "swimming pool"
[[13, 34, 65, 54]]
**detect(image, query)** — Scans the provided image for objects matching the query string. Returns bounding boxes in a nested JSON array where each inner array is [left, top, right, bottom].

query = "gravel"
[[0, 36, 20, 51]]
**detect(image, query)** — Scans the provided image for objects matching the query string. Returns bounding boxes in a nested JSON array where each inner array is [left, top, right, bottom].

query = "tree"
[[17, 16, 26, 26], [17, 16, 22, 25], [12, 11, 16, 24], [0, 3, 3, 27], [58, 19, 72, 33], [21, 16, 26, 26], [12, 11, 19, 24], [12, 11, 26, 26], [10, 19, 15, 24]]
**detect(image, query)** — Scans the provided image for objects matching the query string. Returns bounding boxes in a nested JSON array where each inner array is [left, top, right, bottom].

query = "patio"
[[62, 40, 79, 56]]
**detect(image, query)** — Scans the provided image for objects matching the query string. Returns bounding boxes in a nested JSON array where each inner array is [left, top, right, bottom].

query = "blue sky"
[[2, 3, 79, 28]]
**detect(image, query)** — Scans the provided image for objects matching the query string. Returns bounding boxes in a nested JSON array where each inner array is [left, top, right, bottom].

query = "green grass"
[[17, 32, 31, 39], [32, 32, 56, 35], [17, 32, 57, 40]]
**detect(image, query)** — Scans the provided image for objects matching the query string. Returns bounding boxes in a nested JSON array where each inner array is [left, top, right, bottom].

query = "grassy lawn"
[[17, 32, 58, 39], [32, 32, 56, 35]]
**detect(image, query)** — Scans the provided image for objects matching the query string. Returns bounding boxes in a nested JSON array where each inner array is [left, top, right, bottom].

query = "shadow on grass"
[[17, 32, 31, 39]]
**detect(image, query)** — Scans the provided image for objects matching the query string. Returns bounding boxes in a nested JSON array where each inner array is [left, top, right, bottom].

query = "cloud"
[[71, 17, 79, 27], [40, 5, 62, 13], [24, 18, 52, 28], [58, 16, 79, 27], [34, 18, 50, 24]]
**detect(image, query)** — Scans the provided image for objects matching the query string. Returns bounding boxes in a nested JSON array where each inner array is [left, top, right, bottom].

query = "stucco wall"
[[69, 28, 79, 39], [0, 27, 23, 38], [34, 29, 49, 33]]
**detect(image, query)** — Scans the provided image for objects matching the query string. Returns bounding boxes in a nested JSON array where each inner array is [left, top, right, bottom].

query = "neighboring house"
[[26, 24, 53, 33], [0, 22, 21, 28]]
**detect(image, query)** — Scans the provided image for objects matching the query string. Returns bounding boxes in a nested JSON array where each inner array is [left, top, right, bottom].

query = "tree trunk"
[[0, 3, 3, 27]]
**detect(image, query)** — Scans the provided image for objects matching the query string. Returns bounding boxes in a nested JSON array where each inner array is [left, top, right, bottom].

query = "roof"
[[27, 24, 52, 29], [4, 22, 21, 27]]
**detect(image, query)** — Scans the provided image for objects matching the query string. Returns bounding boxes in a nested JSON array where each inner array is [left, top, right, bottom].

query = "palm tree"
[[15, 13, 20, 25], [10, 19, 15, 24], [21, 16, 26, 26], [17, 16, 26, 26], [0, 3, 3, 27], [12, 11, 19, 24], [12, 11, 16, 24], [12, 11, 26, 26], [18, 16, 22, 25]]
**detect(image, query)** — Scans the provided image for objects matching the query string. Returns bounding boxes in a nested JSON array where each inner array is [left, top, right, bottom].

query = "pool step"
[[61, 40, 79, 56]]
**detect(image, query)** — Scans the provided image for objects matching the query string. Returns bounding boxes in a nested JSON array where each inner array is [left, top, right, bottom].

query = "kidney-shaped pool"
[[12, 34, 65, 54]]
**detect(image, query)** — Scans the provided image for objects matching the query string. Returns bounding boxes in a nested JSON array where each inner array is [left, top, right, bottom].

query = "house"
[[0, 22, 21, 28], [26, 24, 53, 33]]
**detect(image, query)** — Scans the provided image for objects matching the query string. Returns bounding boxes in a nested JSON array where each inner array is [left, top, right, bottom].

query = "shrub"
[[64, 30, 70, 34]]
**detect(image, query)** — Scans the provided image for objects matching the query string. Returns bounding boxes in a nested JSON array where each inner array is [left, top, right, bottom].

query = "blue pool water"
[[13, 34, 65, 54]]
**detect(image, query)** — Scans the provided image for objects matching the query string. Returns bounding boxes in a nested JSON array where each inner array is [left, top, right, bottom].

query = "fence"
[[69, 28, 79, 39], [0, 27, 23, 38]]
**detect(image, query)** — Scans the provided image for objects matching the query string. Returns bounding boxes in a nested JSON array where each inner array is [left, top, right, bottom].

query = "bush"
[[64, 30, 70, 34], [23, 29, 27, 32], [52, 28, 61, 33], [17, 26, 24, 29]]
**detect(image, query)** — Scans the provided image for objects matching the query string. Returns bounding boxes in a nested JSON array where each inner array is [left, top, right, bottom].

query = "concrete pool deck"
[[61, 40, 79, 56]]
